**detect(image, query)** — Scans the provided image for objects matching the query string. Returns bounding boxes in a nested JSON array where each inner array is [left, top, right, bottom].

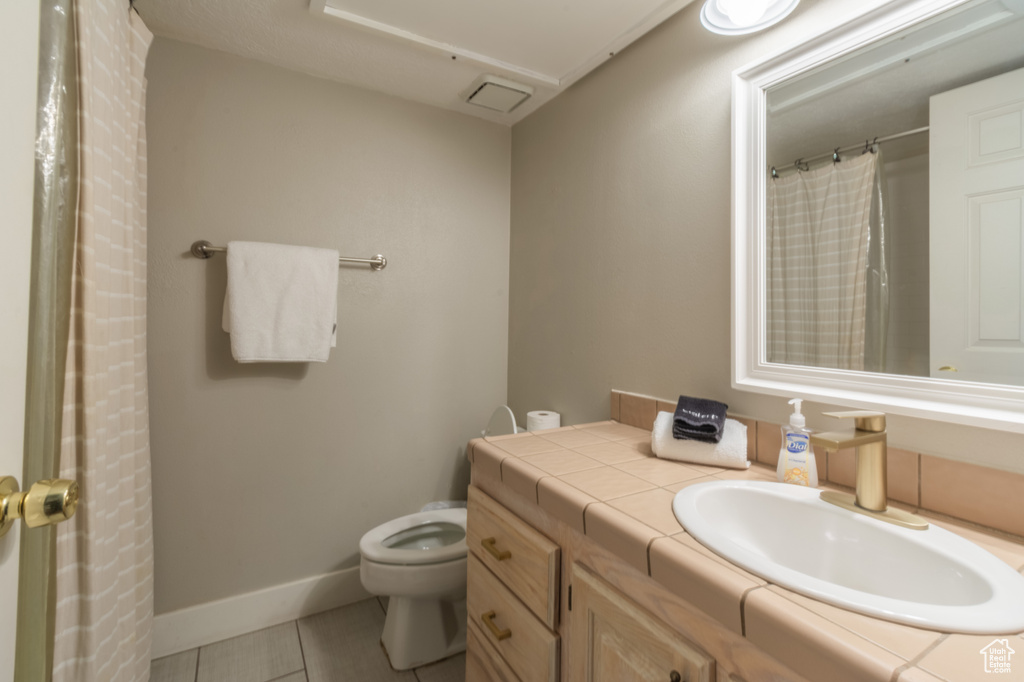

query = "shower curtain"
[[864, 151, 891, 374], [52, 1, 153, 680], [766, 152, 885, 371]]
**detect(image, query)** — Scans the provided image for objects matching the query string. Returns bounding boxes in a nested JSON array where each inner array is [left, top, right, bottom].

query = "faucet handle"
[[821, 410, 886, 432]]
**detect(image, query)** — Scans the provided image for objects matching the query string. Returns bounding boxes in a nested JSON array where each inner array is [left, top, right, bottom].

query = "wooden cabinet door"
[[570, 563, 714, 682]]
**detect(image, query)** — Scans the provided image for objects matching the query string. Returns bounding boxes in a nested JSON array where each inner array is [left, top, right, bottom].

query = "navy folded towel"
[[672, 395, 729, 443]]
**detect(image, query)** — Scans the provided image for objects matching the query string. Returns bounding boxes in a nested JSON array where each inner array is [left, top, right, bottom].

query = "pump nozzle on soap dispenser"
[[777, 398, 817, 487], [788, 398, 805, 427]]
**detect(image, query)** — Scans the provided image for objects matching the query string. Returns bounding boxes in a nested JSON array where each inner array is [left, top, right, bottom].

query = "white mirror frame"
[[732, 0, 1024, 433]]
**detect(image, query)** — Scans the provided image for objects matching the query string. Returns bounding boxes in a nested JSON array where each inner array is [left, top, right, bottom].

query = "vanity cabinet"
[[569, 562, 714, 682]]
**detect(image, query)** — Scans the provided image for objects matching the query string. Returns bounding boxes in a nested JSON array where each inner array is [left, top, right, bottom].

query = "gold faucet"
[[810, 411, 928, 530]]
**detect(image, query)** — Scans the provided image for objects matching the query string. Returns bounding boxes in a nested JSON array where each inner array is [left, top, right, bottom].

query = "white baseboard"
[[151, 565, 371, 659]]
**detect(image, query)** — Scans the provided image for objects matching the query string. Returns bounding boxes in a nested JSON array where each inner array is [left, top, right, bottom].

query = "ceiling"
[[134, 0, 697, 126], [767, 0, 1024, 166]]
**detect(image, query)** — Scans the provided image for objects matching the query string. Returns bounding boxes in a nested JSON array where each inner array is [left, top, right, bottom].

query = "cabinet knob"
[[670, 672, 682, 682]]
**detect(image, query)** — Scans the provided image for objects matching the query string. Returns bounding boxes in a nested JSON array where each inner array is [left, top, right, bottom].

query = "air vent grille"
[[465, 76, 532, 113]]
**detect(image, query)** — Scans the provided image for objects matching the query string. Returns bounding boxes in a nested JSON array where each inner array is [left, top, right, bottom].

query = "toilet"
[[359, 508, 468, 670], [358, 406, 520, 670]]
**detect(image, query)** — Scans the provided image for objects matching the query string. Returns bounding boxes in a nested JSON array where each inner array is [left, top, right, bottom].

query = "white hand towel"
[[652, 412, 750, 469], [221, 241, 339, 363]]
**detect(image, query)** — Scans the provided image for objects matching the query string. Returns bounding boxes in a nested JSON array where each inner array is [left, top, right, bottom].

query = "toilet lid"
[[484, 405, 518, 437], [360, 508, 468, 566]]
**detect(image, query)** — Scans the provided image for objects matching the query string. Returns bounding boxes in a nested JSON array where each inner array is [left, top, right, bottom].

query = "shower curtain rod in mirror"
[[771, 125, 929, 177]]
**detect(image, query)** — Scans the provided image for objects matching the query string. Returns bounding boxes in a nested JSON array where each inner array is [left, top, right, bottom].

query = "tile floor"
[[150, 598, 466, 682]]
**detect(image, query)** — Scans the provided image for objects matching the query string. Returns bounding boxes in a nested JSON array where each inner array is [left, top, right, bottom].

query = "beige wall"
[[146, 39, 510, 614], [507, 0, 1024, 474]]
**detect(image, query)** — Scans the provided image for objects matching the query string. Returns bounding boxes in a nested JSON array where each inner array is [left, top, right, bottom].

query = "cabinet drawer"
[[468, 486, 560, 628], [467, 621, 521, 682], [468, 554, 559, 682]]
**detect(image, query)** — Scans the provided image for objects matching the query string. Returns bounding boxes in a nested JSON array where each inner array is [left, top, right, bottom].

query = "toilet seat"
[[360, 508, 467, 566]]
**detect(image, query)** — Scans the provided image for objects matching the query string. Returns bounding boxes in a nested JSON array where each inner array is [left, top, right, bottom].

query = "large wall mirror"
[[733, 0, 1024, 432]]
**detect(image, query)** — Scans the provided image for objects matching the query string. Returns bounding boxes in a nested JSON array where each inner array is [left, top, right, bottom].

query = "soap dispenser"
[[777, 398, 817, 487]]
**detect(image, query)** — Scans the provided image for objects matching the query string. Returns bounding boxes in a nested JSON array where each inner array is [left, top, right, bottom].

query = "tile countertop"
[[467, 420, 1024, 682]]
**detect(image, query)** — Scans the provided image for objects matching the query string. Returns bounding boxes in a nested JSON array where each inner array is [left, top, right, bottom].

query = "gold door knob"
[[0, 476, 80, 538]]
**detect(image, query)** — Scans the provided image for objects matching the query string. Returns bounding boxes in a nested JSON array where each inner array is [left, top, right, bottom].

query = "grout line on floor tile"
[[267, 673, 307, 682], [293, 619, 308, 678]]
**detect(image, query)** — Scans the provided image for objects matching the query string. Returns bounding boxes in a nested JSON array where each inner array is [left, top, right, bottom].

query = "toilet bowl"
[[359, 507, 468, 670]]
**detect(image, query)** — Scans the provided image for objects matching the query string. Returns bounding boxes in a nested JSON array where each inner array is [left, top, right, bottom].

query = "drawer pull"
[[481, 537, 512, 561], [670, 672, 682, 682], [481, 610, 512, 641]]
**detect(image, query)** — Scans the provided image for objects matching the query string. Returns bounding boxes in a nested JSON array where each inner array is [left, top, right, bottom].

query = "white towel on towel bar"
[[221, 241, 339, 363]]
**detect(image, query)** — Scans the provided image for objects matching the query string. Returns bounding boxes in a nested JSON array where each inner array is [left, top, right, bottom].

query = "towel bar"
[[190, 240, 387, 271]]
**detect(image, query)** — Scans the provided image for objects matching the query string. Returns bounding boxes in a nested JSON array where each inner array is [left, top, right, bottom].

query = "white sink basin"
[[672, 480, 1024, 634]]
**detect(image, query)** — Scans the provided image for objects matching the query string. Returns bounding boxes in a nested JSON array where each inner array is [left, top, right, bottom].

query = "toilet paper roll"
[[527, 410, 561, 432]]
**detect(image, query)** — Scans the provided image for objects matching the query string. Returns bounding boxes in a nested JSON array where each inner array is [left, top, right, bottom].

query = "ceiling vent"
[[465, 75, 533, 113]]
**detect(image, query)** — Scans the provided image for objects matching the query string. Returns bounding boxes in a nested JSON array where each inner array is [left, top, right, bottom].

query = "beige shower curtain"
[[52, 1, 153, 680], [767, 152, 878, 371]]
